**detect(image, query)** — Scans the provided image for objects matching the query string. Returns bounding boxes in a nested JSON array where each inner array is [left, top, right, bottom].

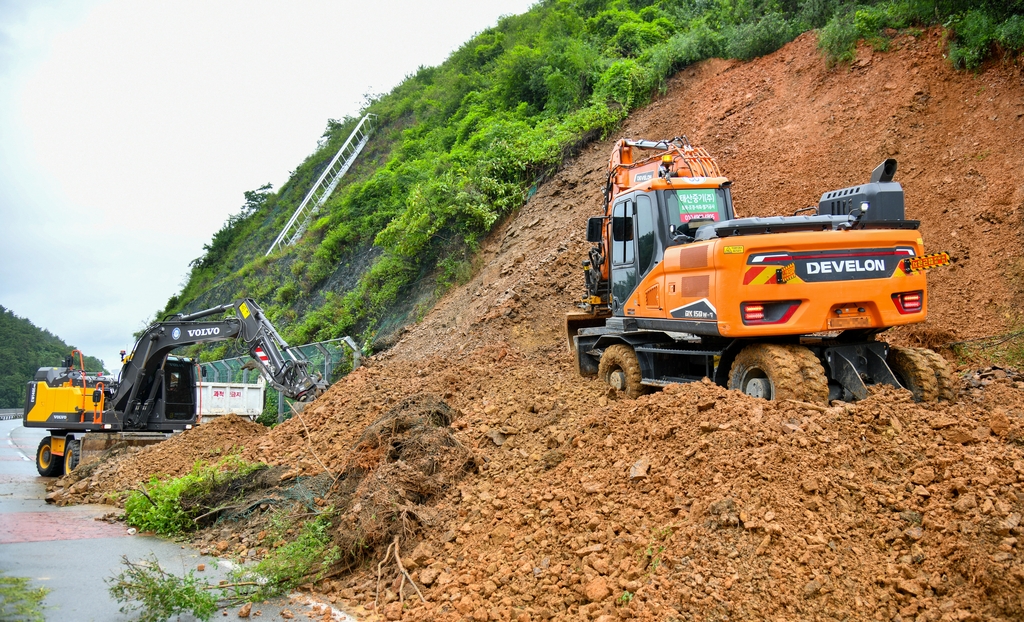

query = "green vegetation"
[[124, 456, 264, 535], [242, 512, 340, 596], [108, 513, 339, 621], [0, 572, 48, 622], [0, 305, 106, 409], [108, 557, 218, 622], [163, 0, 1024, 359]]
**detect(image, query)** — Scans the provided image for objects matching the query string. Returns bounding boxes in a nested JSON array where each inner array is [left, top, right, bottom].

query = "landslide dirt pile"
[[49, 414, 266, 505], [66, 29, 1024, 621]]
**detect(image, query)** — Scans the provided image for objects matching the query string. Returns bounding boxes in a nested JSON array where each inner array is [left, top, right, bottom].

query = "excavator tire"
[[888, 346, 951, 402], [728, 344, 829, 404], [598, 344, 646, 399], [916, 348, 958, 403], [36, 436, 63, 477], [63, 438, 80, 477]]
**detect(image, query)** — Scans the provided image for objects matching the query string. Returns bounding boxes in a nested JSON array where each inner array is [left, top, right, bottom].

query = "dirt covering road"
[[51, 29, 1024, 621]]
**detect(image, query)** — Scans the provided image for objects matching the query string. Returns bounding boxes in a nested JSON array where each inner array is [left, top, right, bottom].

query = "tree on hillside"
[[0, 306, 107, 409]]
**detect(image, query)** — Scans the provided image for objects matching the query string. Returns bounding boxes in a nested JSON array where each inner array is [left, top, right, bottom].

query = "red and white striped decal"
[[254, 347, 270, 364]]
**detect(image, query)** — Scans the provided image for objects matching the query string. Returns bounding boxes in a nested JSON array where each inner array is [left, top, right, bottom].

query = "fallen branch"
[[138, 484, 156, 507]]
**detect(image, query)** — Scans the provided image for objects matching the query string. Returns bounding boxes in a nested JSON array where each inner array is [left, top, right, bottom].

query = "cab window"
[[636, 194, 655, 276], [611, 200, 634, 265]]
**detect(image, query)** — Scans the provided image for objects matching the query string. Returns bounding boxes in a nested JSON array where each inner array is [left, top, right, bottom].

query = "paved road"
[[0, 418, 355, 621]]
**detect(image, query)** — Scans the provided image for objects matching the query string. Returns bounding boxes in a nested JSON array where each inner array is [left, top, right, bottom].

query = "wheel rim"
[[741, 371, 773, 399], [609, 370, 627, 391], [64, 444, 76, 474], [39, 446, 51, 469]]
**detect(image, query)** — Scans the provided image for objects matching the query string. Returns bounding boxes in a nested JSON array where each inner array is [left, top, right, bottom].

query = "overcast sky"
[[0, 0, 535, 371]]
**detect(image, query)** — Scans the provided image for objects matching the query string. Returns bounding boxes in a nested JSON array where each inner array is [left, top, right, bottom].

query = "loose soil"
[[51, 30, 1024, 621]]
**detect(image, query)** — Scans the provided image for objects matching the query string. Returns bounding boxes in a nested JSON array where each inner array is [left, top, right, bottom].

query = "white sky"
[[0, 0, 535, 371]]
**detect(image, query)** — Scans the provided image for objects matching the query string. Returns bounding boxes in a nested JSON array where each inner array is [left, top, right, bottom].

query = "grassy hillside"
[[0, 306, 106, 409], [161, 0, 1024, 361]]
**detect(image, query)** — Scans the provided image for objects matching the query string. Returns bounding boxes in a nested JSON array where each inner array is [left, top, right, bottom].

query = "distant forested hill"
[[0, 306, 107, 409], [160, 0, 1024, 360]]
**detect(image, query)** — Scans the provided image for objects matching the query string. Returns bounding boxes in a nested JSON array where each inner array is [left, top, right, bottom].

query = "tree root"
[[374, 536, 426, 611]]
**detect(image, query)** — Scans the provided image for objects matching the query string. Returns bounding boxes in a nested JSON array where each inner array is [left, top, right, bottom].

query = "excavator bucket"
[[564, 312, 610, 358]]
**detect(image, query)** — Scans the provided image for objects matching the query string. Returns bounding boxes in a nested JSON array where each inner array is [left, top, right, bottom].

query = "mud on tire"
[[888, 346, 956, 402], [598, 344, 646, 399], [728, 344, 829, 404]]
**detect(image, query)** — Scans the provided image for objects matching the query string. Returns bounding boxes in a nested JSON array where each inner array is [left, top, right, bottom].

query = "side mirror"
[[200, 366, 207, 378], [92, 389, 102, 404], [586, 217, 604, 243]]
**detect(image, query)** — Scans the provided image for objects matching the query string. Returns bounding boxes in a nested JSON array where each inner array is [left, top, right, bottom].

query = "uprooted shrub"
[[332, 393, 478, 561], [123, 455, 267, 535]]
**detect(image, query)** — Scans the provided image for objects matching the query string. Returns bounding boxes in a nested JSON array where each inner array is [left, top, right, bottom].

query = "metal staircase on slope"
[[266, 113, 377, 256]]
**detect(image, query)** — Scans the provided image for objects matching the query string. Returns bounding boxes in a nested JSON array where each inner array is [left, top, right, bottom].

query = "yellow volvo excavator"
[[25, 298, 327, 476]]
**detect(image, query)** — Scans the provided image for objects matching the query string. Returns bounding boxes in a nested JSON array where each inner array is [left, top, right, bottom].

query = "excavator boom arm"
[[112, 299, 327, 428]]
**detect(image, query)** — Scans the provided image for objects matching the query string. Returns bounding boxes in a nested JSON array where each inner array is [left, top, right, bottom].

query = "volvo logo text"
[[187, 328, 221, 337], [171, 327, 181, 339]]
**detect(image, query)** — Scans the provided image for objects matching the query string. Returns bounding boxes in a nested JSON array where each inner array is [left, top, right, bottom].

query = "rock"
[[930, 417, 958, 429], [780, 422, 801, 434], [410, 542, 431, 566], [911, 467, 935, 485], [896, 580, 922, 597], [575, 544, 604, 556], [913, 485, 930, 497], [456, 596, 474, 614], [419, 567, 439, 586], [490, 524, 510, 544], [197, 564, 205, 572], [803, 578, 822, 597], [487, 430, 507, 446], [629, 457, 651, 481], [383, 602, 403, 620], [281, 610, 294, 619], [584, 576, 611, 602], [699, 421, 718, 433], [216, 540, 230, 552], [904, 527, 924, 541], [944, 429, 975, 444], [237, 602, 251, 618], [953, 493, 977, 513], [542, 450, 565, 469], [990, 410, 1011, 436], [995, 513, 1021, 536]]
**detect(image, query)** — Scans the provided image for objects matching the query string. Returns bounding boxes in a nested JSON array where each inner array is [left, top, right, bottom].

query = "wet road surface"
[[0, 417, 355, 621]]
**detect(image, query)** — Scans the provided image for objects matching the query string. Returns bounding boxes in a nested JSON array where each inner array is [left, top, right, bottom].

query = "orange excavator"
[[566, 137, 954, 403]]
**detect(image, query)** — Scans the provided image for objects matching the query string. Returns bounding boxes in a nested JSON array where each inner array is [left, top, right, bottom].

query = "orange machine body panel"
[[620, 228, 929, 337]]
